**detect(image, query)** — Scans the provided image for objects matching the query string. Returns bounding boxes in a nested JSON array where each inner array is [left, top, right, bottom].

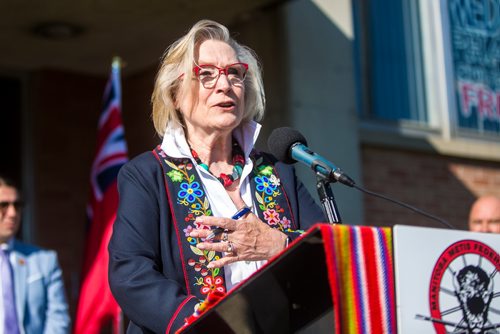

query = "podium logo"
[[416, 239, 499, 333]]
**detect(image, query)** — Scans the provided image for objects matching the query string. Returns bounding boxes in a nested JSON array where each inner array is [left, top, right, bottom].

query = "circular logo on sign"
[[427, 239, 499, 333]]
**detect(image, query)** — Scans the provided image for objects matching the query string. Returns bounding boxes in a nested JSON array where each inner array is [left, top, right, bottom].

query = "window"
[[355, 0, 500, 138], [446, 0, 500, 135], [354, 0, 429, 126]]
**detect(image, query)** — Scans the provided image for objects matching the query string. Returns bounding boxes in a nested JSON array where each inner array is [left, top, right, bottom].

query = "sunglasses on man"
[[0, 201, 23, 212]]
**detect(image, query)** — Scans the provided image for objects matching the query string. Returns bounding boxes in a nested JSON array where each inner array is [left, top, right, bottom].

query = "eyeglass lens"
[[195, 63, 247, 88]]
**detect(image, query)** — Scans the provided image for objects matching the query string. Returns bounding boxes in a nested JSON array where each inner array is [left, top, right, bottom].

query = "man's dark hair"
[[0, 174, 20, 191]]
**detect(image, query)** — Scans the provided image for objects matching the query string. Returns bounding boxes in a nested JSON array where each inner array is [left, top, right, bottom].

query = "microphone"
[[267, 127, 355, 187], [267, 127, 455, 229]]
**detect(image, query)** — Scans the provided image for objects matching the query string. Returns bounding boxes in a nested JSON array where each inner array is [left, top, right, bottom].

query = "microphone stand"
[[312, 160, 342, 224], [316, 176, 342, 223]]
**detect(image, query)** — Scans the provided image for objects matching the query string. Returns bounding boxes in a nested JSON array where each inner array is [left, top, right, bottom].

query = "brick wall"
[[361, 145, 500, 230], [31, 70, 105, 319]]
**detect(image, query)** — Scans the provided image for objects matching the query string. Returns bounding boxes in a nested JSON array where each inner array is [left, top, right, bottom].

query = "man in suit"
[[0, 175, 70, 333]]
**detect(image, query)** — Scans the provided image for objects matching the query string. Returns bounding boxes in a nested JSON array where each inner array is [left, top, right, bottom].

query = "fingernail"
[[189, 231, 198, 237], [197, 243, 206, 250], [207, 262, 214, 268]]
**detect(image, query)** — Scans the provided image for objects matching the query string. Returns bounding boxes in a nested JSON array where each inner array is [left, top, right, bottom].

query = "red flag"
[[75, 58, 128, 334]]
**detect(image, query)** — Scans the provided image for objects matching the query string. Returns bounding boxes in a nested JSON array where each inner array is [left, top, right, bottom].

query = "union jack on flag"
[[75, 58, 128, 334], [89, 58, 128, 207]]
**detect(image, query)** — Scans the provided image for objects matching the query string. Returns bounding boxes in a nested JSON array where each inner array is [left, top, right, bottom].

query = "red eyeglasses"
[[193, 63, 248, 89]]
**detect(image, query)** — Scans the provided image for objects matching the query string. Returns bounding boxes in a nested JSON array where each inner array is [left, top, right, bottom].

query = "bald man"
[[468, 195, 500, 233]]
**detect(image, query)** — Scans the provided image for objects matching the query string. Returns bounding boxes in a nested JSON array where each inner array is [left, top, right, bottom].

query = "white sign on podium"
[[393, 225, 499, 333]]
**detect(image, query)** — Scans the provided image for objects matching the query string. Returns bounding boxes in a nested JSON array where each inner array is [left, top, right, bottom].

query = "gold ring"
[[222, 230, 229, 242]]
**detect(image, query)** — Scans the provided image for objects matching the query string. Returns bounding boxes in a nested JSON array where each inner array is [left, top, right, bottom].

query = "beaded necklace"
[[190, 139, 245, 188]]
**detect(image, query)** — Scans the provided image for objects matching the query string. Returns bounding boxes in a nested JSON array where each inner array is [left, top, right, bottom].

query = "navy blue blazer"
[[108, 151, 325, 333]]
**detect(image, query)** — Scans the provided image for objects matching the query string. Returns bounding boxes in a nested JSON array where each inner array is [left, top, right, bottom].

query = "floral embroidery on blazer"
[[155, 147, 302, 302]]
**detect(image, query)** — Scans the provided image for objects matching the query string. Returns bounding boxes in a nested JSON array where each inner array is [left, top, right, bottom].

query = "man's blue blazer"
[[11, 240, 70, 334]]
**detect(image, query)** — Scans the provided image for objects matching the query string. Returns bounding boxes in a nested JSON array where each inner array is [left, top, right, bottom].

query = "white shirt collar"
[[0, 238, 14, 251], [160, 120, 262, 160]]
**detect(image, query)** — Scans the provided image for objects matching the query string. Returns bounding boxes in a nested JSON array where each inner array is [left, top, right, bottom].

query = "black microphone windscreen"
[[267, 127, 308, 164]]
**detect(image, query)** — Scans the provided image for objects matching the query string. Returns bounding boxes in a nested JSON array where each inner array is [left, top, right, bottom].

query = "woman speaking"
[[108, 19, 325, 333]]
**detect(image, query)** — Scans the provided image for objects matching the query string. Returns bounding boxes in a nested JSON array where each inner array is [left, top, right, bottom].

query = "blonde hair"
[[151, 19, 265, 137]]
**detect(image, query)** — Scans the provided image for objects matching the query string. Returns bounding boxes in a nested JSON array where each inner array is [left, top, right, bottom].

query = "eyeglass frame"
[[192, 62, 248, 89]]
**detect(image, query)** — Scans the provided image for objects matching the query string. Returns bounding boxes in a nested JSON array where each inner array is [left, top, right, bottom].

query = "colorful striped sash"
[[320, 224, 397, 334]]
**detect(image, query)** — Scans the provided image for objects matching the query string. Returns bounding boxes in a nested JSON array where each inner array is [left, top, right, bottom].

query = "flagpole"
[[110, 56, 125, 334], [117, 310, 124, 334]]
